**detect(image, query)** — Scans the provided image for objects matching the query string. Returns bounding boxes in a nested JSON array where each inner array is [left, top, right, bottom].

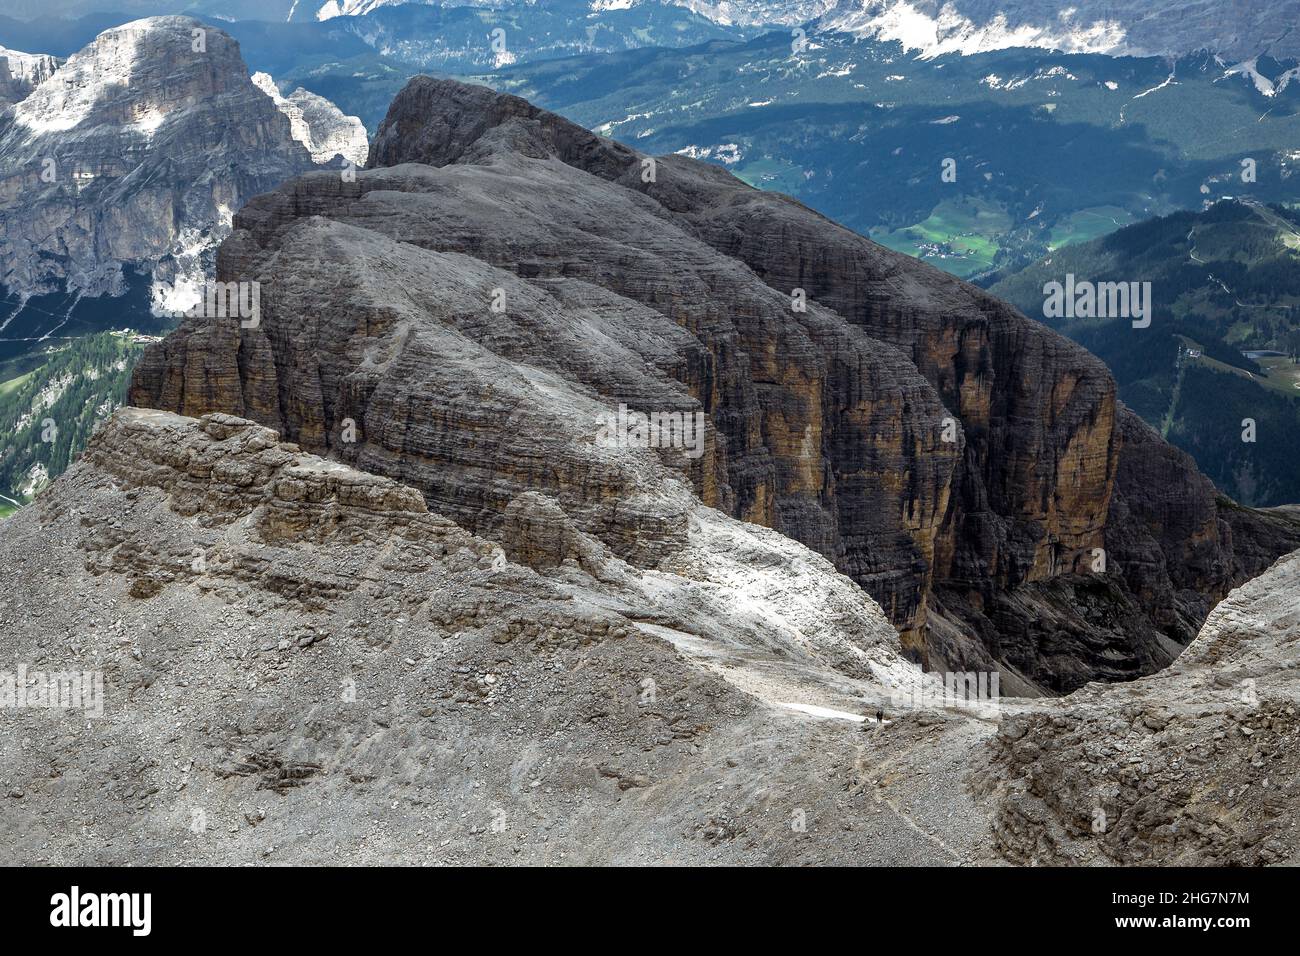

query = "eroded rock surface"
[[981, 545, 1300, 865], [130, 77, 1300, 691], [252, 72, 369, 167], [0, 46, 59, 107], [3, 407, 1299, 864], [0, 406, 975, 865]]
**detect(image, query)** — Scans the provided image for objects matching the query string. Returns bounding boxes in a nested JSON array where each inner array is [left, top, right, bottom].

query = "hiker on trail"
[[876, 709, 884, 725]]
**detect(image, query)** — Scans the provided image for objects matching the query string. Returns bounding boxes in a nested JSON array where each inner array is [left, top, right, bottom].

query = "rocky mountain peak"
[[4, 59, 1300, 867], [367, 75, 638, 176], [251, 73, 369, 167], [130, 76, 1300, 693], [10, 17, 245, 137], [0, 16, 332, 299], [0, 45, 59, 107]]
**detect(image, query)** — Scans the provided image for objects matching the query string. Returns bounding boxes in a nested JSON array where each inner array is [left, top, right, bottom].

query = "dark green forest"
[[992, 200, 1300, 507], [0, 333, 142, 503]]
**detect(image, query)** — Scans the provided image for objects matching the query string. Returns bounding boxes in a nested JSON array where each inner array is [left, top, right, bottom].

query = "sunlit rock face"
[[0, 46, 60, 107], [0, 17, 320, 299], [251, 72, 368, 166]]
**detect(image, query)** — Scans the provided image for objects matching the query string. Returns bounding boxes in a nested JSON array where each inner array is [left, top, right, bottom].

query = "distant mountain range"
[[489, 33, 1300, 280], [815, 0, 1300, 62], [3, 1, 1298, 61], [0, 3, 759, 116]]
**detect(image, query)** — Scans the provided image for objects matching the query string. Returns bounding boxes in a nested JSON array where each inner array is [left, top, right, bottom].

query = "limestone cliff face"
[[0, 17, 318, 298], [251, 72, 369, 167], [131, 77, 1300, 692], [130, 161, 959, 643], [624, 153, 1121, 594], [0, 46, 59, 107]]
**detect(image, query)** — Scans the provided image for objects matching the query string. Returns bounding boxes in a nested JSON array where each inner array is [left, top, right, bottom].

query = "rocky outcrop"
[[0, 401, 1016, 866], [0, 46, 59, 107], [130, 77, 1300, 692], [133, 114, 962, 660], [5, 403, 1299, 865], [79, 407, 915, 682], [0, 403, 941, 864], [251, 73, 368, 166], [980, 546, 1300, 865], [0, 17, 321, 299]]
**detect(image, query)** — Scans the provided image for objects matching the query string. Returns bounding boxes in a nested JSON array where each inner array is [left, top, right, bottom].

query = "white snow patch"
[[674, 143, 743, 164], [780, 702, 868, 722], [982, 64, 1079, 91], [1222, 58, 1300, 97], [815, 63, 855, 78], [1132, 72, 1177, 100], [820, 1, 1131, 59]]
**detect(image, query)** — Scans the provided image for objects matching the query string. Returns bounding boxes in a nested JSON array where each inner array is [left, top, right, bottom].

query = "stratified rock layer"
[[0, 46, 59, 107], [130, 77, 1300, 692], [251, 72, 369, 166], [4, 407, 1299, 865], [1, 405, 951, 865]]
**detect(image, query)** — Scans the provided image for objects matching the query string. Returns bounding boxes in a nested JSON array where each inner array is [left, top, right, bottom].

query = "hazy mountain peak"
[[817, 0, 1130, 59], [251, 72, 369, 165], [670, 0, 835, 25], [0, 15, 318, 297], [0, 45, 60, 107], [310, 0, 832, 26]]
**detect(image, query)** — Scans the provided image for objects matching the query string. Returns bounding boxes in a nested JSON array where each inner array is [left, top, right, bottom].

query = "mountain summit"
[[130, 76, 1300, 693], [0, 16, 365, 305], [0, 17, 318, 301]]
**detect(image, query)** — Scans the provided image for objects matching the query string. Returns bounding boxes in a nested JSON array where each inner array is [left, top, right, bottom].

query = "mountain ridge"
[[0, 16, 320, 304], [129, 75, 1300, 693]]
